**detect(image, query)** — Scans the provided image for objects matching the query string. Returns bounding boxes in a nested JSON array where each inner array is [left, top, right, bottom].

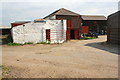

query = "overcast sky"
[[0, 0, 119, 26]]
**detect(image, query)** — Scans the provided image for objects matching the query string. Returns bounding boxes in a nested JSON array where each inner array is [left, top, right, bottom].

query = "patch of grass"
[[37, 41, 50, 44], [0, 65, 9, 71], [80, 37, 97, 40], [7, 42, 22, 46], [39, 42, 47, 44], [24, 42, 34, 45], [8, 42, 34, 46], [85, 37, 96, 40], [0, 65, 11, 76], [0, 65, 3, 68], [80, 38, 84, 40], [7, 41, 51, 46]]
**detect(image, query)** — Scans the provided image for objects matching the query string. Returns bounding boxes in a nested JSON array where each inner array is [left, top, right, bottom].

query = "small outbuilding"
[[11, 20, 67, 44], [107, 11, 120, 44]]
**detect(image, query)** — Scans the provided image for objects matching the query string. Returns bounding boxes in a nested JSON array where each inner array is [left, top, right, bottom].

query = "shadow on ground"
[[85, 42, 119, 55]]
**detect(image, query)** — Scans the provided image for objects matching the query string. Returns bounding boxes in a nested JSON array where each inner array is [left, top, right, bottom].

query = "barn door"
[[46, 29, 50, 41], [66, 29, 70, 40], [74, 29, 79, 39]]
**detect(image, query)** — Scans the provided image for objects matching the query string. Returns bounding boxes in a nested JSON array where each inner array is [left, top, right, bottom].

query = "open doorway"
[[46, 29, 50, 41], [70, 30, 75, 39]]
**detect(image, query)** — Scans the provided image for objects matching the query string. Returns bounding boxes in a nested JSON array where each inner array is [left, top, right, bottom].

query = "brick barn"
[[81, 15, 107, 35], [107, 11, 120, 44], [44, 8, 82, 40]]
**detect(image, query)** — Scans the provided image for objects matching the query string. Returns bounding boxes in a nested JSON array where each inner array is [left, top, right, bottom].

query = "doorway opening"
[[70, 30, 75, 39]]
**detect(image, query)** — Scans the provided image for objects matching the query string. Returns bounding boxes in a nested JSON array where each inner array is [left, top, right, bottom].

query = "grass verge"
[[80, 37, 97, 40], [8, 41, 51, 46], [37, 41, 50, 44], [7, 42, 22, 46]]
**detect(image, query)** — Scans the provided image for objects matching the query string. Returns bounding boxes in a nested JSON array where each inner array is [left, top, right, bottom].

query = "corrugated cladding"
[[107, 11, 120, 44]]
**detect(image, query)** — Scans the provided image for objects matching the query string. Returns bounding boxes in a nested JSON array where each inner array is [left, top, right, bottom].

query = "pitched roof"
[[44, 8, 80, 19], [108, 10, 120, 18], [81, 15, 107, 20]]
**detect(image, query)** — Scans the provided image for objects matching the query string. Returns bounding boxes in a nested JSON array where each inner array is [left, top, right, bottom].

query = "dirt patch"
[[2, 35, 118, 78]]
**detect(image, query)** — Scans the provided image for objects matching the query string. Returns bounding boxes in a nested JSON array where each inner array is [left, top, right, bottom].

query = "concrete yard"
[[2, 35, 118, 78]]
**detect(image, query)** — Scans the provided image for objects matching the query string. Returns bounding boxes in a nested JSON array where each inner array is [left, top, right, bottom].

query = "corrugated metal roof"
[[44, 8, 80, 19], [81, 15, 107, 20]]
